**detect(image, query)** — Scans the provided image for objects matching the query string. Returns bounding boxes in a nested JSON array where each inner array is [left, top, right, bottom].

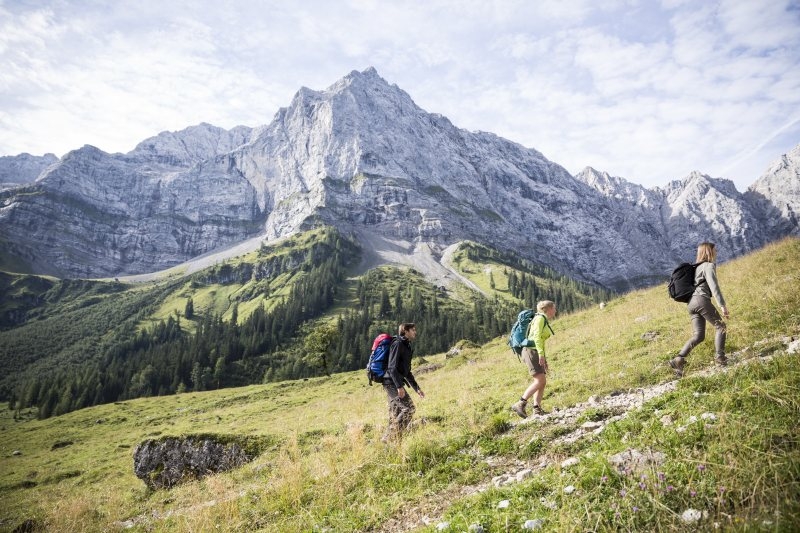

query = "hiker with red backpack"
[[381, 323, 425, 441], [511, 300, 556, 418], [668, 242, 730, 377]]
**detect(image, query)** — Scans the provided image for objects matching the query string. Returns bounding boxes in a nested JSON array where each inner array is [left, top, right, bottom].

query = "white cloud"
[[0, 0, 798, 192]]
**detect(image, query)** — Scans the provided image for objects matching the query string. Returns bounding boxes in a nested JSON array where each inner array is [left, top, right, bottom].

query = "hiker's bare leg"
[[523, 374, 546, 405]]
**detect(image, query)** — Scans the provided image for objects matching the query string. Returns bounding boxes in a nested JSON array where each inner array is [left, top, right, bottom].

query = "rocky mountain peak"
[[746, 142, 800, 235], [574, 166, 656, 206], [0, 68, 797, 288], [129, 122, 254, 166], [0, 153, 59, 188]]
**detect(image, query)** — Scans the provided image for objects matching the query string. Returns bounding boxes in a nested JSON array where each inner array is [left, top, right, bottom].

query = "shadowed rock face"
[[133, 437, 253, 490]]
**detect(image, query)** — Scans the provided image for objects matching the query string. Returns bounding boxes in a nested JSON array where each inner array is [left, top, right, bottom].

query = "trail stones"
[[133, 435, 263, 489], [523, 518, 545, 529], [560, 457, 580, 469], [786, 338, 799, 354], [608, 448, 665, 474]]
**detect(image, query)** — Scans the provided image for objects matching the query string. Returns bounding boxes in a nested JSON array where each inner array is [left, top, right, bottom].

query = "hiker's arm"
[[704, 263, 727, 311], [406, 372, 420, 396]]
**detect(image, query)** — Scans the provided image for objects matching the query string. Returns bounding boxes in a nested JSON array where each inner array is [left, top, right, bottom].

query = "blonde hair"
[[696, 242, 717, 263], [537, 300, 556, 313]]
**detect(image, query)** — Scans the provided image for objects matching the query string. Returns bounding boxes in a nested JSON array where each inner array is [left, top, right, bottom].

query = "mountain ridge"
[[0, 67, 798, 290]]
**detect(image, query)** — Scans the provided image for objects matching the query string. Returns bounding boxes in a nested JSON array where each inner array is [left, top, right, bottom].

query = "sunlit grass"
[[1, 238, 798, 532]]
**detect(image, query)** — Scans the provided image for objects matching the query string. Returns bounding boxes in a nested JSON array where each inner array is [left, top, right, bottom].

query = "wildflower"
[[667, 485, 675, 492], [690, 490, 697, 497], [697, 464, 706, 472], [639, 482, 646, 490], [718, 486, 726, 494], [633, 506, 639, 512], [601, 476, 608, 483], [657, 472, 666, 482], [619, 489, 627, 497]]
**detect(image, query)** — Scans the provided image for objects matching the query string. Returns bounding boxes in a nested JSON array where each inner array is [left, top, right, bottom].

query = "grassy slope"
[[0, 238, 798, 532]]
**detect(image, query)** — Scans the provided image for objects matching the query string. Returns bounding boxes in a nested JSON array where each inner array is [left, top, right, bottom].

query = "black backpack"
[[668, 262, 703, 302]]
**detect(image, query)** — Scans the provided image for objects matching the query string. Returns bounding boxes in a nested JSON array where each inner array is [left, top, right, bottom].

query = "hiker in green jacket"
[[511, 300, 556, 418], [669, 242, 730, 377]]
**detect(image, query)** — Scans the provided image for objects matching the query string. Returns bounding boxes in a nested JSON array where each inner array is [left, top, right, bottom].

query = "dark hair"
[[398, 323, 416, 336]]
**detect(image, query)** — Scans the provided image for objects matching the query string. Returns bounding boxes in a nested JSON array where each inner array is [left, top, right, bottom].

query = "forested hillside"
[[1, 238, 797, 532], [0, 227, 611, 419]]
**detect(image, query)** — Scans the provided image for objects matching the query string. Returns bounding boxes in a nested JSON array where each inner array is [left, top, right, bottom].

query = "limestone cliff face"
[[0, 153, 58, 190], [0, 68, 797, 289], [745, 143, 800, 237], [0, 125, 262, 277]]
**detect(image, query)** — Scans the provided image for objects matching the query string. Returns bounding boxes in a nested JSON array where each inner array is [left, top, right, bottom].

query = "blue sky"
[[1, 0, 798, 191]]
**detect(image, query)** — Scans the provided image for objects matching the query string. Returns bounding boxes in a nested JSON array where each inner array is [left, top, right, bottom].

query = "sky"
[[1, 0, 799, 191]]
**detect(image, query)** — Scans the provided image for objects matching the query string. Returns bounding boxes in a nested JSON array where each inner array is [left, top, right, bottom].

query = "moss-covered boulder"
[[133, 434, 270, 489]]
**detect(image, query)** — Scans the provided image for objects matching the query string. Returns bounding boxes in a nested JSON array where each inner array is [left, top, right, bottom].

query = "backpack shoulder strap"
[[528, 313, 555, 337]]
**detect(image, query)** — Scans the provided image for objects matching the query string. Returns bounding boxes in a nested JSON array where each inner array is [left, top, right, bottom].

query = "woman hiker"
[[669, 241, 730, 377], [511, 300, 556, 418]]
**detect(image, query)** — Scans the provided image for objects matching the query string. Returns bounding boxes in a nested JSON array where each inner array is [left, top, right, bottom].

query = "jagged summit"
[[747, 142, 800, 236], [0, 69, 797, 288]]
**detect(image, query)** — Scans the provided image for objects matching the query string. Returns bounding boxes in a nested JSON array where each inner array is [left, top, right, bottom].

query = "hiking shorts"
[[522, 347, 546, 376]]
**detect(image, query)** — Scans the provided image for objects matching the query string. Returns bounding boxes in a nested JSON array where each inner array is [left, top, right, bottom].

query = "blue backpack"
[[508, 309, 536, 357], [366, 333, 395, 385], [507, 310, 554, 358]]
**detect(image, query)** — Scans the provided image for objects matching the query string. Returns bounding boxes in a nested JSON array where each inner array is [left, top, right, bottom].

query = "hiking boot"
[[715, 355, 728, 367], [511, 400, 528, 418], [532, 404, 545, 416], [668, 356, 686, 378]]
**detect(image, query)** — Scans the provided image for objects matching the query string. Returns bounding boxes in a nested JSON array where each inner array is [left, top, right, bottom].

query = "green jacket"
[[526, 314, 554, 358]]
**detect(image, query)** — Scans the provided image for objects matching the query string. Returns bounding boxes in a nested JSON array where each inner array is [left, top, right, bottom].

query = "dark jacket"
[[385, 335, 419, 391]]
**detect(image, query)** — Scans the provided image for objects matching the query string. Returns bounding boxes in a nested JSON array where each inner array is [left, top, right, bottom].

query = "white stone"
[[516, 469, 533, 481], [786, 339, 800, 354], [681, 509, 707, 523], [539, 497, 557, 510], [523, 518, 545, 529], [498, 500, 510, 509], [561, 457, 580, 468], [563, 485, 576, 494], [701, 412, 717, 421], [436, 522, 450, 531]]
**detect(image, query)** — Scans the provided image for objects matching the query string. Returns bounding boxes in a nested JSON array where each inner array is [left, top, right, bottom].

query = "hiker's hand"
[[397, 387, 406, 398], [417, 389, 425, 398], [540, 357, 548, 371], [722, 306, 730, 319]]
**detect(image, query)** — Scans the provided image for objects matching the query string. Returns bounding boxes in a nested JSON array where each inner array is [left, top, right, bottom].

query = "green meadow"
[[1, 238, 798, 532]]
